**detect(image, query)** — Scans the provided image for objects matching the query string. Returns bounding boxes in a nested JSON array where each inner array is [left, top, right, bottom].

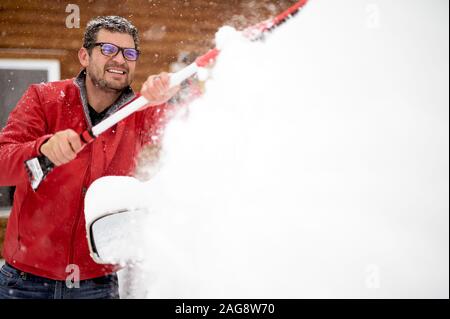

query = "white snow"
[[86, 0, 449, 298]]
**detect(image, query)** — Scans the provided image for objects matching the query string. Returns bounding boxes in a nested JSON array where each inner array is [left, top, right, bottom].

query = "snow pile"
[[90, 0, 449, 298]]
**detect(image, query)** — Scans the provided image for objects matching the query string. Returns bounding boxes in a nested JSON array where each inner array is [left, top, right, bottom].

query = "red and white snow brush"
[[25, 0, 309, 190]]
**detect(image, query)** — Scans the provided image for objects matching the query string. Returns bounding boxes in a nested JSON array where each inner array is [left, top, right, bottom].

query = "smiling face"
[[79, 29, 137, 92]]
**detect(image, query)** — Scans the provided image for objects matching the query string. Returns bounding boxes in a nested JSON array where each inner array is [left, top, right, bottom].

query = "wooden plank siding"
[[0, 0, 298, 90]]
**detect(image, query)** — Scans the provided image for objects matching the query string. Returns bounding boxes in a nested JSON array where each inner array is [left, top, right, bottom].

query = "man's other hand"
[[139, 72, 180, 110], [40, 129, 85, 166]]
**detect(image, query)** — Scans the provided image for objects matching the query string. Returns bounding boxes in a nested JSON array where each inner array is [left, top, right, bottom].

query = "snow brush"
[[25, 0, 309, 191]]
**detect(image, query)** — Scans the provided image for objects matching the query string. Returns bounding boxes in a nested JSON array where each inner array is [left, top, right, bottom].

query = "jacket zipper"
[[67, 75, 95, 271], [67, 151, 92, 270]]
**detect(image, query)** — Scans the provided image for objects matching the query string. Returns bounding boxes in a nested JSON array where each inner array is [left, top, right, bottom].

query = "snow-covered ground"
[[88, 0, 449, 298]]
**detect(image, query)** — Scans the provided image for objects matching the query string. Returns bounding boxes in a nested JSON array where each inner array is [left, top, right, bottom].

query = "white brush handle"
[[92, 96, 149, 136], [92, 62, 199, 137], [169, 62, 199, 87]]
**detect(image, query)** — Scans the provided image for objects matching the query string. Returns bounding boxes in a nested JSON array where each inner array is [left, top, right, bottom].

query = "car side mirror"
[[85, 176, 149, 265]]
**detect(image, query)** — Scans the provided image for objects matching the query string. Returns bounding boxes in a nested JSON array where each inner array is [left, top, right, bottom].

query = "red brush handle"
[[80, 129, 96, 144], [243, 0, 308, 40], [272, 0, 308, 28], [195, 48, 221, 67]]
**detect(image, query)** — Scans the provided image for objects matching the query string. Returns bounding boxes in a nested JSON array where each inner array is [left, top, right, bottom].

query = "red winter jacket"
[[0, 73, 166, 280]]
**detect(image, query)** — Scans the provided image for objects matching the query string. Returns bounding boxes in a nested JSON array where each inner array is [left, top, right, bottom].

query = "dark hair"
[[83, 16, 139, 52]]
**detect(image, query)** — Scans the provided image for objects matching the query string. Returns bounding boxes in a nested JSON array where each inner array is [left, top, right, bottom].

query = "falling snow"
[[86, 0, 449, 299]]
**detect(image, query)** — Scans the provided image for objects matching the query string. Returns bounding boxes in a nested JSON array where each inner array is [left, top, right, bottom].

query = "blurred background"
[[0, 0, 298, 260]]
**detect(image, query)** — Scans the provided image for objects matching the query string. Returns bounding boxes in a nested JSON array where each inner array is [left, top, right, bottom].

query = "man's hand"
[[140, 72, 180, 110], [40, 129, 85, 166]]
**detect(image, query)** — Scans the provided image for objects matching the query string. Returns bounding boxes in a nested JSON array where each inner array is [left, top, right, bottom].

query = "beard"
[[87, 61, 133, 93]]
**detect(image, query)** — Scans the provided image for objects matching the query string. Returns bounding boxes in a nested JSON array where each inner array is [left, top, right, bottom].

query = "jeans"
[[0, 263, 119, 299]]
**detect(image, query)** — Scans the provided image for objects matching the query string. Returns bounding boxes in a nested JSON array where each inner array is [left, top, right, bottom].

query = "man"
[[0, 16, 179, 299]]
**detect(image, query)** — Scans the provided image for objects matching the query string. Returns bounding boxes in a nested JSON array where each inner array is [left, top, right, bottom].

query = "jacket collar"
[[73, 69, 136, 128]]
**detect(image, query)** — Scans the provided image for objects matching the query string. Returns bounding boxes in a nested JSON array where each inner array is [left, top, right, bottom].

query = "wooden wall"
[[0, 0, 298, 91]]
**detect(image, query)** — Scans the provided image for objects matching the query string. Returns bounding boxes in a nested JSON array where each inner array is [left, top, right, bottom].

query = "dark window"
[[0, 62, 59, 211]]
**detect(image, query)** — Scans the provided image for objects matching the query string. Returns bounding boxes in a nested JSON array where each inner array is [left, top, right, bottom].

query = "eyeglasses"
[[92, 42, 140, 61]]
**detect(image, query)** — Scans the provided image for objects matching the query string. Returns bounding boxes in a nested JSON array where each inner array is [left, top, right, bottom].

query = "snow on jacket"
[[0, 71, 167, 280]]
